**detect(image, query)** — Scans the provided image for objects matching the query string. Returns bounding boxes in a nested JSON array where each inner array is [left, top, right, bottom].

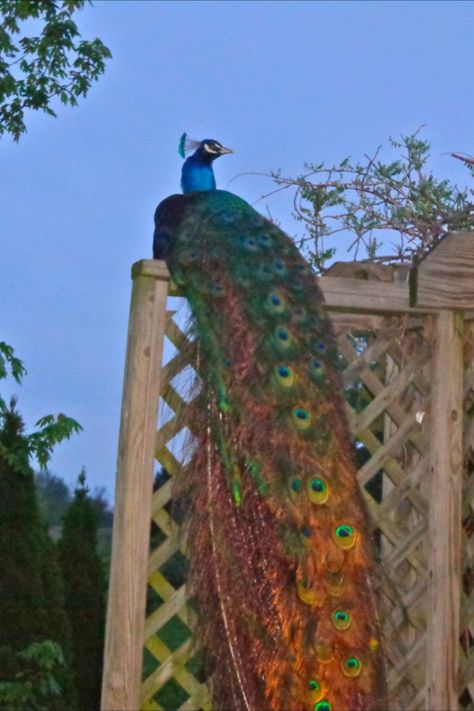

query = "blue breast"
[[181, 156, 216, 193]]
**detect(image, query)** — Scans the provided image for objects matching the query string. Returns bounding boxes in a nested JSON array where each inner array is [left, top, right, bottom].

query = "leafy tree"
[[0, 401, 76, 710], [0, 640, 66, 711], [58, 469, 106, 711], [0, 0, 112, 141], [267, 130, 474, 272]]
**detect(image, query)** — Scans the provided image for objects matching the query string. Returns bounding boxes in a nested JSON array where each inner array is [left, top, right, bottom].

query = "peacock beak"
[[219, 146, 234, 154]]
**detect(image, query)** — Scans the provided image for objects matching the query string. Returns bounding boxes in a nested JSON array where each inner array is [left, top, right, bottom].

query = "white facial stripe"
[[203, 142, 221, 154]]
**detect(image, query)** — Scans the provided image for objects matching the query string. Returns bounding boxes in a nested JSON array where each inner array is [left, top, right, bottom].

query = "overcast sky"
[[1, 0, 473, 499]]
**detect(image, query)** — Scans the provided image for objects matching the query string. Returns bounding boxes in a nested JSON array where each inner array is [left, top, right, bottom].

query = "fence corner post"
[[101, 259, 169, 711], [426, 309, 464, 711]]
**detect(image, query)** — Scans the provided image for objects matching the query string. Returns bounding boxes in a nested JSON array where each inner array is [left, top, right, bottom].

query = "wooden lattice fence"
[[101, 233, 474, 711]]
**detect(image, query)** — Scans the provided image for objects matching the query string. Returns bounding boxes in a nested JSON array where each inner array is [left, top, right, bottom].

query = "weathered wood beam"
[[140, 259, 437, 314], [101, 260, 169, 711], [425, 310, 464, 711], [412, 232, 474, 310]]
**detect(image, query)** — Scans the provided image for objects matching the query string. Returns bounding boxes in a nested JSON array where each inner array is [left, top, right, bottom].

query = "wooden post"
[[101, 260, 170, 711], [426, 310, 464, 711]]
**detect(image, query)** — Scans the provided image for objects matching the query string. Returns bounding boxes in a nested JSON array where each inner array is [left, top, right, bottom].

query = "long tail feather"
[[155, 189, 387, 711]]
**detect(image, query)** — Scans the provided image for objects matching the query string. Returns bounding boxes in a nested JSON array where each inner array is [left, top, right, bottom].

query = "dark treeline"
[[0, 403, 107, 710]]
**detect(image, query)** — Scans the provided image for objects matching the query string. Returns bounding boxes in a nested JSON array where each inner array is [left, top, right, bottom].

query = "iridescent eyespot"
[[308, 679, 323, 703], [308, 478, 329, 504], [309, 359, 327, 383], [301, 524, 312, 538], [266, 291, 286, 314], [258, 233, 272, 247], [313, 340, 328, 355], [274, 326, 293, 349], [342, 656, 361, 678], [239, 235, 258, 251], [333, 525, 357, 550], [315, 700, 332, 711], [290, 478, 303, 492], [272, 259, 287, 276], [332, 610, 351, 630], [291, 406, 312, 431], [273, 365, 295, 388]]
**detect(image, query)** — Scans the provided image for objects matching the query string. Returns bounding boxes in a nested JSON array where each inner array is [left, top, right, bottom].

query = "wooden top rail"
[[133, 259, 421, 313], [136, 232, 474, 313]]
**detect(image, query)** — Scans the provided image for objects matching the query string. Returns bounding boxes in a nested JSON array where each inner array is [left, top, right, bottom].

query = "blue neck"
[[181, 150, 216, 193]]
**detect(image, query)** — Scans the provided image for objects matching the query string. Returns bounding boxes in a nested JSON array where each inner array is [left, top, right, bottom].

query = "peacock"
[[153, 134, 387, 711]]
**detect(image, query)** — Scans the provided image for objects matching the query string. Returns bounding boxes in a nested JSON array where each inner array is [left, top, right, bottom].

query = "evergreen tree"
[[58, 469, 106, 710], [0, 400, 76, 709]]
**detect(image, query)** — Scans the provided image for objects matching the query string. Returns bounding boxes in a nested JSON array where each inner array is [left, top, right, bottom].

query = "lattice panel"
[[140, 300, 474, 711], [334, 315, 432, 711], [460, 322, 474, 710]]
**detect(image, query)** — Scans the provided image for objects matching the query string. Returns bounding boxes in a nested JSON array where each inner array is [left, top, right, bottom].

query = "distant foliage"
[[0, 402, 76, 710], [0, 0, 112, 140], [58, 469, 106, 711], [36, 469, 72, 526], [268, 131, 474, 272], [36, 468, 113, 528]]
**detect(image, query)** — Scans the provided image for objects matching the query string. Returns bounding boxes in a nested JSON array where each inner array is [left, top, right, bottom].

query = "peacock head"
[[179, 133, 233, 162]]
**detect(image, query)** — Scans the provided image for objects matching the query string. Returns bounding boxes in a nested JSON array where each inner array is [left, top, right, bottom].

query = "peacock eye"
[[273, 259, 287, 276], [291, 406, 312, 431], [315, 700, 332, 711], [274, 364, 295, 388], [258, 233, 272, 247], [333, 525, 357, 550], [240, 235, 259, 251], [273, 326, 293, 349], [266, 291, 287, 314], [307, 478, 329, 504], [308, 679, 320, 691], [342, 656, 361, 678], [332, 610, 351, 630], [290, 478, 303, 492], [314, 340, 328, 354]]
